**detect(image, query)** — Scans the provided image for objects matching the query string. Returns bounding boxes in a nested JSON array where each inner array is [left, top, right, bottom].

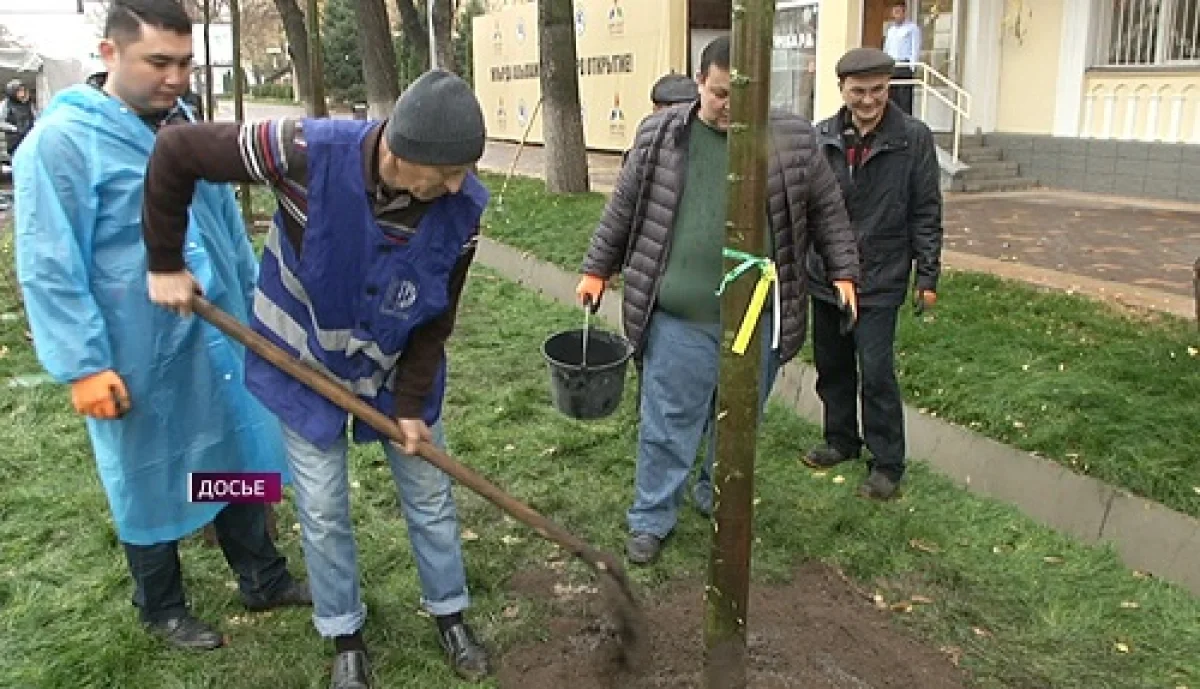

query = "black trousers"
[[122, 503, 292, 624], [890, 66, 915, 116], [811, 298, 906, 480]]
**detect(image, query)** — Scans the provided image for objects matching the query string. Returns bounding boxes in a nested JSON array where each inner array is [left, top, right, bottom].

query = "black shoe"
[[801, 445, 856, 469], [146, 613, 224, 650], [330, 650, 371, 689], [244, 579, 312, 612], [437, 622, 491, 682], [625, 532, 663, 565], [858, 470, 901, 500]]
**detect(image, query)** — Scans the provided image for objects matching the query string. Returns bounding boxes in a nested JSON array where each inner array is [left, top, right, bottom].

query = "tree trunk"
[[306, 0, 328, 117], [273, 0, 311, 102], [355, 0, 402, 119], [394, 0, 432, 72], [537, 0, 589, 193], [433, 0, 456, 72], [705, 2, 775, 688], [202, 0, 216, 120]]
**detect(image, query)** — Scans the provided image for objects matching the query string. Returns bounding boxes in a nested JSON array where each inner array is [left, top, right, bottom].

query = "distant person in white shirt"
[[882, 1, 920, 115]]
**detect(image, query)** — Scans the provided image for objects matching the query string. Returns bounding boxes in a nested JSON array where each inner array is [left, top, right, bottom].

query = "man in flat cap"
[[141, 69, 492, 687], [801, 47, 943, 500]]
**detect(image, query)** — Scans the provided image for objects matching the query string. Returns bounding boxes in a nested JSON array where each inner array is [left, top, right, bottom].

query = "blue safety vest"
[[245, 118, 488, 449]]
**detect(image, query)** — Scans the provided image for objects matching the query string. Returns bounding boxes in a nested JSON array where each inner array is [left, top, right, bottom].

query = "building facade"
[[474, 0, 1200, 202]]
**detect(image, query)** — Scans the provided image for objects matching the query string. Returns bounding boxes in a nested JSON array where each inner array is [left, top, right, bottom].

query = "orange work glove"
[[70, 370, 131, 420], [914, 288, 937, 314], [575, 274, 606, 313]]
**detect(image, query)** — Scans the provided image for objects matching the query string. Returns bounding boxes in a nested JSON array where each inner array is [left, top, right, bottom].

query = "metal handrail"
[[893, 60, 973, 163]]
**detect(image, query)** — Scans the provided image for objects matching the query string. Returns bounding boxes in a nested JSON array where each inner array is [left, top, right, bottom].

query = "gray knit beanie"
[[385, 70, 486, 166]]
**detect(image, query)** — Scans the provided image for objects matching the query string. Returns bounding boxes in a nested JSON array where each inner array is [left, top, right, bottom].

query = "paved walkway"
[[479, 139, 1200, 319]]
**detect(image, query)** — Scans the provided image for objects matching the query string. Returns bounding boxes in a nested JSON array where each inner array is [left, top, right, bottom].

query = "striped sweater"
[[142, 119, 476, 419]]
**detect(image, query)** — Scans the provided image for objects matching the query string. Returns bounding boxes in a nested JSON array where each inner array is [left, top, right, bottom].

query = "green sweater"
[[655, 119, 728, 323]]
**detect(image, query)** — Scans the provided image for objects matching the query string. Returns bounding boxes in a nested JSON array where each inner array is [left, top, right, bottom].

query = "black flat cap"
[[835, 48, 895, 78], [650, 74, 698, 106]]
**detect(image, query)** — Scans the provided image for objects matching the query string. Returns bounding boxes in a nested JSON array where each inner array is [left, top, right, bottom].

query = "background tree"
[[271, 0, 311, 101], [320, 0, 364, 105], [706, 1, 776, 687], [537, 0, 588, 193], [392, 0, 456, 73], [354, 0, 401, 118]]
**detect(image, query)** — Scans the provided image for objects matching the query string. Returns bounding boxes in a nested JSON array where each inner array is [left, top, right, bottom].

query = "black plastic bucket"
[[541, 328, 634, 420]]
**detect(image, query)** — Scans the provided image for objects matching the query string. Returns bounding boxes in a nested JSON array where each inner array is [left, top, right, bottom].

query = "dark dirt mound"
[[498, 562, 967, 689]]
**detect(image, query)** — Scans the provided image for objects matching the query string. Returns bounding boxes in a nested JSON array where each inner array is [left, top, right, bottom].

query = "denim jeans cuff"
[[422, 592, 469, 618], [312, 604, 368, 638]]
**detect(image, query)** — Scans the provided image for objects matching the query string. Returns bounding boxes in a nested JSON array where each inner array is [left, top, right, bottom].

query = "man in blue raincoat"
[[12, 0, 309, 651], [141, 70, 493, 688]]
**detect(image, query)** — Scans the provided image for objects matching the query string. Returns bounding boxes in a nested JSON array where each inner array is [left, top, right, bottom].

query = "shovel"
[[190, 296, 647, 667]]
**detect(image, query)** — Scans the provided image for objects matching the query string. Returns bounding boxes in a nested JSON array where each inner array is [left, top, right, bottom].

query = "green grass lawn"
[[478, 172, 1200, 519], [0, 242, 1198, 688]]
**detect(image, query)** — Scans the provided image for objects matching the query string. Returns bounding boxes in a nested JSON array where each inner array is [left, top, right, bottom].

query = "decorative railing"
[[1080, 72, 1200, 143], [893, 61, 973, 163]]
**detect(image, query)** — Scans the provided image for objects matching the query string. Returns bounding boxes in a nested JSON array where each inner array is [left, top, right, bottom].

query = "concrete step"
[[935, 133, 987, 150], [957, 147, 1003, 164], [958, 176, 1040, 193], [958, 160, 1020, 180]]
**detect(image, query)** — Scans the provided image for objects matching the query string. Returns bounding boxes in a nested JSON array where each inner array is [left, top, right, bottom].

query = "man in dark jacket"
[[802, 47, 943, 500], [576, 36, 860, 565], [1, 79, 38, 157]]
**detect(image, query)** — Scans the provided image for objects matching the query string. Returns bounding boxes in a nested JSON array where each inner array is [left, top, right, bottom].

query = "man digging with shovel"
[[142, 70, 491, 688]]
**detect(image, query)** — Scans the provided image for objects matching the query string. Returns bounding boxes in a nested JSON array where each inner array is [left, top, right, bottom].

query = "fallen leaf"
[[553, 583, 597, 599], [890, 601, 913, 613], [504, 443, 516, 451], [500, 535, 524, 546], [1188, 346, 1197, 357], [1193, 486, 1200, 496], [502, 605, 520, 619], [1114, 642, 1130, 653], [908, 539, 940, 554], [1013, 421, 1026, 429], [939, 645, 963, 667], [812, 471, 828, 478], [0, 345, 8, 358], [832, 475, 846, 485], [873, 593, 887, 609], [911, 595, 934, 605], [539, 447, 558, 457], [1133, 570, 1153, 579], [1021, 364, 1030, 371], [972, 626, 992, 638], [461, 529, 480, 542], [1119, 601, 1140, 609], [1043, 556, 1065, 565], [992, 545, 1004, 554]]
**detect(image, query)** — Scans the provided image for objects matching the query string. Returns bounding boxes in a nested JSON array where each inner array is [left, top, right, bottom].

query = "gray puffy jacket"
[[581, 103, 860, 364]]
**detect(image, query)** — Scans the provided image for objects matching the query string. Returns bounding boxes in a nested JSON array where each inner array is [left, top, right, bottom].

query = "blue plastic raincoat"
[[12, 85, 286, 546]]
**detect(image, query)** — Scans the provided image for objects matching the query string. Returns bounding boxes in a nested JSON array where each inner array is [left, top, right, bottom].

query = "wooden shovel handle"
[[190, 295, 626, 579]]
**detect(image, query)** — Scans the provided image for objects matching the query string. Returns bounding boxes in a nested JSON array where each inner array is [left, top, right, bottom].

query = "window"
[[1100, 0, 1200, 65]]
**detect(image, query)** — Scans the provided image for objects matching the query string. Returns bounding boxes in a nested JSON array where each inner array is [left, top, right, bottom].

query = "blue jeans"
[[282, 421, 469, 637], [628, 310, 779, 538]]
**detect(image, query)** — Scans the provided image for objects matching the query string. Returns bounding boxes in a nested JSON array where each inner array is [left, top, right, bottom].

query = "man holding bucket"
[[141, 70, 491, 687], [576, 36, 861, 565]]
